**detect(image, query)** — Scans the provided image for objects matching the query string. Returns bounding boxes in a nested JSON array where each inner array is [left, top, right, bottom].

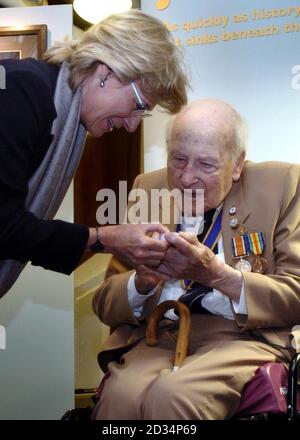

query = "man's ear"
[[232, 152, 245, 182]]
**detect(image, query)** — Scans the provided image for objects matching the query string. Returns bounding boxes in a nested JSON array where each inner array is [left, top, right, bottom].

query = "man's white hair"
[[166, 100, 248, 161]]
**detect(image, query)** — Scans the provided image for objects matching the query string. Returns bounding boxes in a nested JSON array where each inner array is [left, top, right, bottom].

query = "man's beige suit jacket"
[[93, 161, 300, 372]]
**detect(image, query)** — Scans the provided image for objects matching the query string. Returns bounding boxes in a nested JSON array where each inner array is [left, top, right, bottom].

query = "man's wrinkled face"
[[167, 114, 244, 215]]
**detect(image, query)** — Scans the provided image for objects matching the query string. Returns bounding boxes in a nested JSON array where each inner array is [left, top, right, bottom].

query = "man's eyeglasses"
[[130, 82, 152, 118]]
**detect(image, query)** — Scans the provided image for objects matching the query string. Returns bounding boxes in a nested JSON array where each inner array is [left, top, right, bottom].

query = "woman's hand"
[[88, 224, 170, 267]]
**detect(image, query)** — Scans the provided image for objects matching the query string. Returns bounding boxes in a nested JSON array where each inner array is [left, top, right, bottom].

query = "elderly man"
[[91, 99, 300, 420]]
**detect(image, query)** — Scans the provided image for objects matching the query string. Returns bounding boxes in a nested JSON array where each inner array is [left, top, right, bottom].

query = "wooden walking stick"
[[146, 300, 191, 371]]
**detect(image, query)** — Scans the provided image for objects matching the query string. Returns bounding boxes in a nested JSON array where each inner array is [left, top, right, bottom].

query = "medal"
[[231, 234, 252, 272], [229, 217, 239, 228], [245, 232, 267, 273], [252, 256, 268, 274], [229, 206, 239, 229], [235, 258, 252, 272]]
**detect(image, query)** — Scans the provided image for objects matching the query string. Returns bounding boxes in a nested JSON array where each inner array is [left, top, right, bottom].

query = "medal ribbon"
[[231, 235, 249, 258], [246, 232, 265, 255]]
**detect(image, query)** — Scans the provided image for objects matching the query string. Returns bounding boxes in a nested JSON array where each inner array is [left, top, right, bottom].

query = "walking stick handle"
[[146, 300, 191, 370]]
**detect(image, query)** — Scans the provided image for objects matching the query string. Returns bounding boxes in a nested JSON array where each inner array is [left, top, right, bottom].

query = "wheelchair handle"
[[146, 300, 191, 371]]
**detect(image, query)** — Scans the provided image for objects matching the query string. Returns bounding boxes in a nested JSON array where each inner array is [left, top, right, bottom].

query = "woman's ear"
[[95, 63, 110, 79], [82, 63, 110, 92], [232, 152, 245, 182]]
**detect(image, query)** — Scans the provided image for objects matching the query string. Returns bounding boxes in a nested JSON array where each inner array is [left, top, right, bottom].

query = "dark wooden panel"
[[74, 126, 142, 228]]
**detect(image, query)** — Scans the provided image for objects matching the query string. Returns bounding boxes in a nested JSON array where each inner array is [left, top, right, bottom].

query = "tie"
[[178, 209, 218, 314]]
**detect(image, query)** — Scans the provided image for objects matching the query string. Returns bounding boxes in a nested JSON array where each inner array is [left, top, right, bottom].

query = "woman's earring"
[[100, 73, 110, 88]]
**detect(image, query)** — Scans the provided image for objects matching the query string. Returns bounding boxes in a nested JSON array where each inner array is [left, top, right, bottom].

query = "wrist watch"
[[90, 227, 104, 253]]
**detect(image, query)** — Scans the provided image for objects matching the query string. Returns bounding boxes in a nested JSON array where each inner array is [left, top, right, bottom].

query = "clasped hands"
[[103, 222, 241, 300], [134, 228, 233, 296]]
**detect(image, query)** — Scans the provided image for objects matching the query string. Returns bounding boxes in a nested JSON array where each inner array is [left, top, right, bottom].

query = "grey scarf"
[[0, 62, 86, 298]]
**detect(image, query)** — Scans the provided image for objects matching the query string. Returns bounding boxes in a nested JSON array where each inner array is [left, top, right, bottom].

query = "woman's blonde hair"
[[43, 9, 188, 113]]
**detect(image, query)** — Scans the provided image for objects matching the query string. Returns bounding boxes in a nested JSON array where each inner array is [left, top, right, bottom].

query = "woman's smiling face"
[[80, 64, 154, 137]]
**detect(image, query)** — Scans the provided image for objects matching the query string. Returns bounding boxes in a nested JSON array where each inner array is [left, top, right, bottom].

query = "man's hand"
[[134, 264, 168, 295], [95, 224, 170, 267], [143, 231, 243, 303], [144, 232, 218, 283]]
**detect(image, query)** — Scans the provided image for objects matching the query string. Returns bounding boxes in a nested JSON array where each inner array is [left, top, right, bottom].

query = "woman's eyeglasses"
[[130, 82, 152, 118]]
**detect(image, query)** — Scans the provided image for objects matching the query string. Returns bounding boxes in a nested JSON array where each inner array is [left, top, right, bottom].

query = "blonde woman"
[[0, 10, 188, 297]]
